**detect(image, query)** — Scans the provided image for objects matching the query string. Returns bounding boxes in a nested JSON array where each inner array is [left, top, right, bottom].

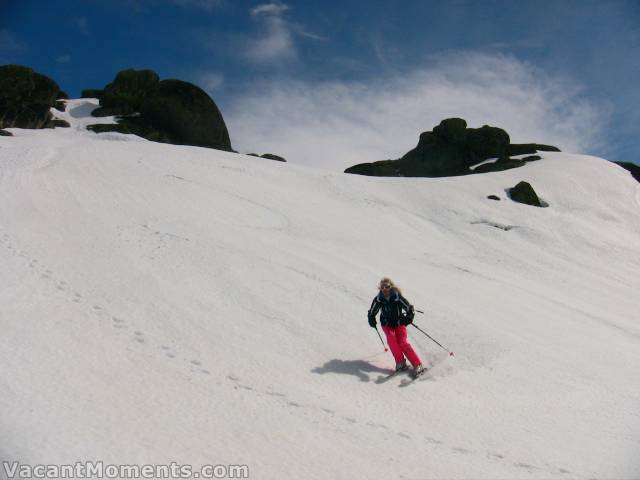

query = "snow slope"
[[1, 99, 639, 479]]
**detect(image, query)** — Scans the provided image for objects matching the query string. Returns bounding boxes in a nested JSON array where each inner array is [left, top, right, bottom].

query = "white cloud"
[[250, 3, 289, 16], [246, 3, 296, 64], [225, 52, 608, 170], [56, 54, 72, 64], [194, 71, 224, 94]]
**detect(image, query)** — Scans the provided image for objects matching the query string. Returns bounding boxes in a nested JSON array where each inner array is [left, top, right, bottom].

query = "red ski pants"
[[382, 325, 422, 367]]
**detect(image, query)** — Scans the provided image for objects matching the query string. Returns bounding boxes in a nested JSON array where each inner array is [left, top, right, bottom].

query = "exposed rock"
[[89, 70, 232, 151], [54, 100, 66, 112], [261, 153, 286, 162], [92, 69, 159, 117], [466, 125, 510, 161], [50, 119, 70, 128], [432, 117, 468, 144], [87, 116, 174, 143], [614, 162, 640, 183], [522, 155, 542, 162], [487, 195, 501, 201], [345, 118, 559, 178], [507, 143, 560, 156], [81, 89, 104, 99], [509, 181, 543, 207], [139, 79, 231, 150], [344, 159, 402, 176], [0, 129, 12, 136], [347, 118, 512, 177], [0, 64, 64, 130]]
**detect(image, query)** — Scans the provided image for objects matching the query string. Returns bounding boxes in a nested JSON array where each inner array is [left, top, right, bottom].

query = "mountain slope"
[[1, 99, 639, 479]]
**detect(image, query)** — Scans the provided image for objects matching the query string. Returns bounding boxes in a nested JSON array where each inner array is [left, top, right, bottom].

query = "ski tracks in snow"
[[223, 365, 575, 479]]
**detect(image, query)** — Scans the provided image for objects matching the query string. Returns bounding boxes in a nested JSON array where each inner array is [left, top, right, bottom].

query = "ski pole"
[[411, 323, 454, 356], [375, 326, 388, 351]]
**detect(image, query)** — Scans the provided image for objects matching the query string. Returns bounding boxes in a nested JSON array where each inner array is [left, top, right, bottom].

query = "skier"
[[368, 277, 424, 376]]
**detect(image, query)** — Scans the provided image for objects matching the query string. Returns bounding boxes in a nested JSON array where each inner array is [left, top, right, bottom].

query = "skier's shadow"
[[311, 359, 390, 382]]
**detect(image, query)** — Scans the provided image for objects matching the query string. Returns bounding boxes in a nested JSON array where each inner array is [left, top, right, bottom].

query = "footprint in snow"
[[452, 447, 473, 455]]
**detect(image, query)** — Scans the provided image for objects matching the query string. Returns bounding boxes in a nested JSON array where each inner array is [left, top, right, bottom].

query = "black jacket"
[[368, 291, 414, 328]]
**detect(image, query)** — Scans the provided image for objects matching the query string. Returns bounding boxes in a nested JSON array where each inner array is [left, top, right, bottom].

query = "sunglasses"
[[381, 284, 391, 289]]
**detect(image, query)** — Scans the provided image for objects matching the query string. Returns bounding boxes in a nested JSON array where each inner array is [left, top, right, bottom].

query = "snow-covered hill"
[[1, 99, 639, 479]]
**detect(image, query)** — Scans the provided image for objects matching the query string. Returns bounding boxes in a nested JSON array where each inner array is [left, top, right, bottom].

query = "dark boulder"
[[466, 125, 510, 160], [49, 119, 70, 128], [139, 79, 231, 150], [0, 129, 12, 136], [88, 70, 233, 151], [87, 115, 173, 143], [487, 195, 501, 201], [92, 69, 159, 117], [507, 143, 560, 156], [0, 64, 65, 129], [81, 89, 104, 100], [473, 158, 526, 174], [261, 153, 286, 162], [509, 181, 543, 207], [345, 159, 402, 176], [432, 117, 468, 144]]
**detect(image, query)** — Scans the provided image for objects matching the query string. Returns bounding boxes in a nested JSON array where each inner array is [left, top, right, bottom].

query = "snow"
[[1, 99, 639, 479]]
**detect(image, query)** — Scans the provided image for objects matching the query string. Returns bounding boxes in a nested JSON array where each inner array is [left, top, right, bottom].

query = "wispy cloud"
[[245, 2, 323, 65], [0, 29, 27, 52], [250, 3, 289, 16], [73, 17, 90, 36], [193, 71, 224, 94], [246, 3, 295, 64], [56, 54, 72, 64], [225, 52, 608, 170]]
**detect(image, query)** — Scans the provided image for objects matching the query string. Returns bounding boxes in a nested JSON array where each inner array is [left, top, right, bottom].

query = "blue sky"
[[1, 0, 639, 169]]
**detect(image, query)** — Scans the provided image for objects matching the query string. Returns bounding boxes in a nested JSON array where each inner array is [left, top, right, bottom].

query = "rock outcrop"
[[509, 181, 543, 207], [0, 65, 69, 130], [345, 118, 559, 178], [86, 69, 232, 151], [614, 162, 640, 183]]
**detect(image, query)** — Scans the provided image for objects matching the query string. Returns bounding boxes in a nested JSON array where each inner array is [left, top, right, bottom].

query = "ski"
[[374, 368, 410, 384], [398, 367, 429, 387], [412, 367, 427, 380]]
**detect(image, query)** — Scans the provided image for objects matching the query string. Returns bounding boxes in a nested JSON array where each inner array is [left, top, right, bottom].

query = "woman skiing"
[[368, 277, 424, 376]]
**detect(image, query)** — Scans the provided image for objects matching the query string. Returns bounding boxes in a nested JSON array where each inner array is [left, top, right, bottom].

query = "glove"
[[368, 316, 377, 328], [401, 309, 414, 326]]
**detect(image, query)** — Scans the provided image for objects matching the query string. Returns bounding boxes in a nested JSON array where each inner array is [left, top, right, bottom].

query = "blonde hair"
[[378, 277, 402, 295]]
